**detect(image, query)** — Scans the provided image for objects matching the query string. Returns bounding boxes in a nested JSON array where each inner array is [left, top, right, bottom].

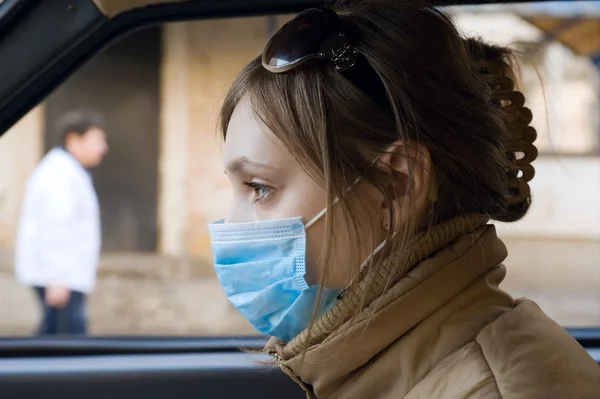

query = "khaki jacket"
[[266, 217, 600, 398]]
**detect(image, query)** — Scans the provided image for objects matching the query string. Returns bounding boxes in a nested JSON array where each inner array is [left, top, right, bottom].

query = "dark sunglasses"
[[261, 8, 391, 114]]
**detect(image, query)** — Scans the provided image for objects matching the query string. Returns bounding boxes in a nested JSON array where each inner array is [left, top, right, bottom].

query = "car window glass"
[[0, 1, 598, 336]]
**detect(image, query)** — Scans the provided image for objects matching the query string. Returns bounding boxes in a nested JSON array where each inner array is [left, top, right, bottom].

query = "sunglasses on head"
[[261, 7, 391, 114]]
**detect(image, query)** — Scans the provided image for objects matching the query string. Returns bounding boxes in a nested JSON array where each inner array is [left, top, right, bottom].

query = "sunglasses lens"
[[264, 10, 330, 69]]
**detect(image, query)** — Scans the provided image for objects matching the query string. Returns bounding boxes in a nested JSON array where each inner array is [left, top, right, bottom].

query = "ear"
[[377, 141, 436, 233], [63, 132, 81, 149]]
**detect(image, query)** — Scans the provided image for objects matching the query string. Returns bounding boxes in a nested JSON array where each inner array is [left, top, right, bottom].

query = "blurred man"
[[15, 110, 108, 335]]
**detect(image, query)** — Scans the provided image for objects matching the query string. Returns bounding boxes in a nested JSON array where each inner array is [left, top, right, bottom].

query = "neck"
[[62, 145, 87, 167]]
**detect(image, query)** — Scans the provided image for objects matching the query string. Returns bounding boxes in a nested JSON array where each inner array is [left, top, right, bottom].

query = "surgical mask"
[[208, 209, 342, 342]]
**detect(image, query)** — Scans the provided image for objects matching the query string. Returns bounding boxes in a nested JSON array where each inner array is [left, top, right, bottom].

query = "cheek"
[[278, 178, 327, 286], [303, 187, 385, 288], [304, 213, 354, 288], [83, 140, 101, 158]]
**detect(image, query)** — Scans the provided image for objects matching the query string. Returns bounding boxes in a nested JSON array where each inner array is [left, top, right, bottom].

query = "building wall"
[[158, 23, 192, 257], [1, 16, 599, 254], [0, 106, 44, 249]]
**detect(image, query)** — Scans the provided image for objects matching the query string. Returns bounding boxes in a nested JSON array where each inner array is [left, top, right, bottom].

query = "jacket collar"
[[265, 215, 508, 397]]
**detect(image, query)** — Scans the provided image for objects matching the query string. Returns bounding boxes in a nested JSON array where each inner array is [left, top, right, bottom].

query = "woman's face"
[[223, 97, 383, 286], [223, 97, 326, 285]]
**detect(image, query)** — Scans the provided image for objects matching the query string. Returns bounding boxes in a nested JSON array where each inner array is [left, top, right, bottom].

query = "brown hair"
[[220, 0, 536, 342]]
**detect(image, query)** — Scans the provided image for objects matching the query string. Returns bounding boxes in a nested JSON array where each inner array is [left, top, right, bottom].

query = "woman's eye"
[[243, 182, 273, 203]]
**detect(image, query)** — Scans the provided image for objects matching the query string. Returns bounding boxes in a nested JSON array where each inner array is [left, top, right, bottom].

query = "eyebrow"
[[225, 157, 274, 173]]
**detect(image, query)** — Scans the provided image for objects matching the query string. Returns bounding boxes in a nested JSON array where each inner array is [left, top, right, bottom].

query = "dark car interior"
[[0, 0, 598, 398]]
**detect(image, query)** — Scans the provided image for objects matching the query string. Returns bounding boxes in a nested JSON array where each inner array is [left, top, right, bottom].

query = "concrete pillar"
[[158, 23, 191, 256], [0, 106, 44, 249]]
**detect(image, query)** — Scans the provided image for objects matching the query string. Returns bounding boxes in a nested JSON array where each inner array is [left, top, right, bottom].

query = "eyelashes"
[[243, 181, 274, 203]]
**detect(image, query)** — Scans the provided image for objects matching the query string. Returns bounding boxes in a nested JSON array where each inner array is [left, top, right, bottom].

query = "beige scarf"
[[264, 214, 493, 397], [283, 214, 489, 353]]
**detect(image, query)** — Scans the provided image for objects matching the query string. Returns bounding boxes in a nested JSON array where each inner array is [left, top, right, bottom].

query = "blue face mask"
[[208, 210, 342, 342]]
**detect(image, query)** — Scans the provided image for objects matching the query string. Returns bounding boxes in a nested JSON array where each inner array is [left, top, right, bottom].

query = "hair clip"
[[485, 63, 538, 206]]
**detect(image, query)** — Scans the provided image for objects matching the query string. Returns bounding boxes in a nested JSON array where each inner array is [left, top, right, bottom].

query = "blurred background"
[[0, 1, 598, 336]]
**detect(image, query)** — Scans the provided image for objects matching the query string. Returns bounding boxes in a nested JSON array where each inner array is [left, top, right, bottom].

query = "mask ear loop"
[[305, 208, 327, 229], [304, 156, 381, 231]]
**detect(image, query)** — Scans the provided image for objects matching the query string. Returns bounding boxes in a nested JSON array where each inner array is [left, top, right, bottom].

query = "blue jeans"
[[34, 287, 88, 335]]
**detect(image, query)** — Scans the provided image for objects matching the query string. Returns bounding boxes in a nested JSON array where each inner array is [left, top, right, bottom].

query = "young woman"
[[209, 1, 600, 398]]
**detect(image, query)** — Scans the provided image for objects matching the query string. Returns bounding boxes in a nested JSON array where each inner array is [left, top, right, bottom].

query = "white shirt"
[[15, 148, 101, 294]]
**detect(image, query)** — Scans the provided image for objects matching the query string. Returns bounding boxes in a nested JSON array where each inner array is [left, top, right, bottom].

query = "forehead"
[[224, 96, 287, 167]]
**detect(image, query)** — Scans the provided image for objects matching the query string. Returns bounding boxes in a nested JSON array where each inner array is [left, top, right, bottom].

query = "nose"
[[224, 202, 239, 224], [225, 200, 254, 224]]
